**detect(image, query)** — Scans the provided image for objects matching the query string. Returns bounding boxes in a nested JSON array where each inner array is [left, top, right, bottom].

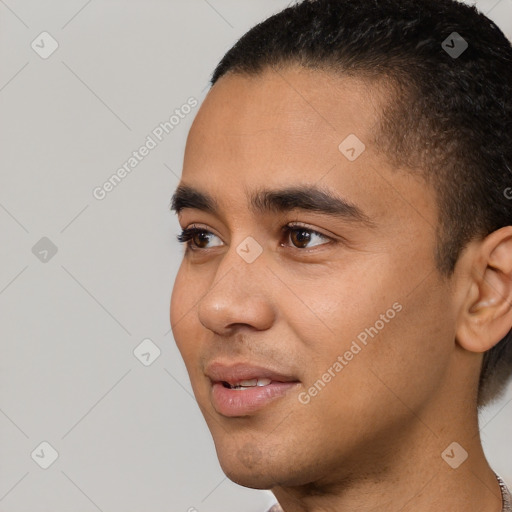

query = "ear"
[[456, 226, 512, 353]]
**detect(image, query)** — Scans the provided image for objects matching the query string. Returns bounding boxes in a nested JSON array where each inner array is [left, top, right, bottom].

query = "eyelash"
[[176, 223, 333, 252]]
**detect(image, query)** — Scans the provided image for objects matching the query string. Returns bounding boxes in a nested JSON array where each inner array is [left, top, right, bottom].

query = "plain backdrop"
[[1, 1, 511, 511]]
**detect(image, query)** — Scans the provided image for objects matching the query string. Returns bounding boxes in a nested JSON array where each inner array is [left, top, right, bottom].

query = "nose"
[[197, 246, 276, 336]]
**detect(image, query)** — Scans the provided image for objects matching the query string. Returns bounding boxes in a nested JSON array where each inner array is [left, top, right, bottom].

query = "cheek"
[[284, 255, 453, 407], [277, 261, 397, 354], [170, 266, 202, 358], [376, 275, 456, 388], [170, 270, 185, 345], [350, 291, 451, 417]]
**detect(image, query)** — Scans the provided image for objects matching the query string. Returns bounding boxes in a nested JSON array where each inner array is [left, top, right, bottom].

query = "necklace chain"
[[496, 473, 512, 512]]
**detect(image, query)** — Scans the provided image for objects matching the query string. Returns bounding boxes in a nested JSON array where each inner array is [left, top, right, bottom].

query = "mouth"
[[206, 362, 301, 417], [220, 377, 273, 390], [206, 361, 299, 384]]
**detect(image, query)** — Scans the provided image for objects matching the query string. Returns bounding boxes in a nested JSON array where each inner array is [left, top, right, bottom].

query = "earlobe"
[[456, 227, 512, 354]]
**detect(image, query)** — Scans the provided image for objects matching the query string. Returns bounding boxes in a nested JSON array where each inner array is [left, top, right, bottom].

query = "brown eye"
[[289, 228, 312, 248], [192, 231, 213, 249], [176, 227, 223, 250], [284, 225, 331, 249]]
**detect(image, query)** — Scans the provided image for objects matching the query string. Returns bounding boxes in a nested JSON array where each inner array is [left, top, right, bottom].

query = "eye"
[[176, 225, 223, 250], [281, 223, 332, 249], [176, 223, 333, 251]]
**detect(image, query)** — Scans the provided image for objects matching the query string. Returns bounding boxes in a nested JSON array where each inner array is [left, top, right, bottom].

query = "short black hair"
[[209, 0, 512, 407]]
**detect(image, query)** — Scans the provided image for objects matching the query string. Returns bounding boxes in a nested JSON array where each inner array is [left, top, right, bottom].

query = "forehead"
[[180, 67, 434, 229], [186, 67, 381, 170]]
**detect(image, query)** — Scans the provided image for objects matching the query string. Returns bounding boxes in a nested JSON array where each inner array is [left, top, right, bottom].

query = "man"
[[170, 0, 512, 510]]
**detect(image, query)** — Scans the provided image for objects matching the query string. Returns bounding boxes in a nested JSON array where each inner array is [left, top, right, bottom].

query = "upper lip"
[[206, 361, 299, 385]]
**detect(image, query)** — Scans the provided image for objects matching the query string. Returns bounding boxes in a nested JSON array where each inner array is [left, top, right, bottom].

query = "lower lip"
[[211, 381, 300, 417]]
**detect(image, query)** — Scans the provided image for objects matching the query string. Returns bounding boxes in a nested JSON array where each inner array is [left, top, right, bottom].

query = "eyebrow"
[[170, 183, 374, 226]]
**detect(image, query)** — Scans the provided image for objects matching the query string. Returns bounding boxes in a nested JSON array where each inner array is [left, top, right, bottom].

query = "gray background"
[[1, 1, 511, 511]]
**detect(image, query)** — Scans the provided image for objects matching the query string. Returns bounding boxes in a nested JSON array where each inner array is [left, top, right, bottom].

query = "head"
[[170, 0, 512, 491]]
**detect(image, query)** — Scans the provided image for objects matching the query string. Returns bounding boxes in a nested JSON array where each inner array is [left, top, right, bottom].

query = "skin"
[[170, 65, 512, 511]]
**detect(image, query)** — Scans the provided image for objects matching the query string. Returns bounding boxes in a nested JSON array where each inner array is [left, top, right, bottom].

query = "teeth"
[[230, 378, 273, 389], [239, 379, 258, 387]]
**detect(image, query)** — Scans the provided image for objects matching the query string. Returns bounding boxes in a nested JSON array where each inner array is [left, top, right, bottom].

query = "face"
[[170, 66, 458, 489]]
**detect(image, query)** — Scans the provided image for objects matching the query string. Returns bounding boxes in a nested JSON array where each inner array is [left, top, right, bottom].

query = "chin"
[[219, 456, 320, 491], [214, 441, 280, 489], [222, 467, 275, 490], [215, 440, 315, 490]]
